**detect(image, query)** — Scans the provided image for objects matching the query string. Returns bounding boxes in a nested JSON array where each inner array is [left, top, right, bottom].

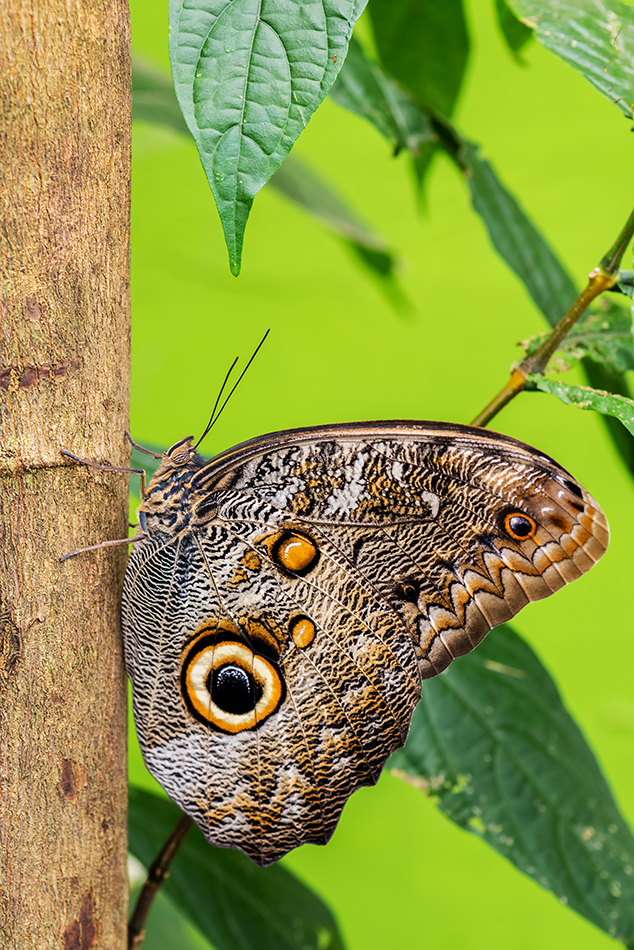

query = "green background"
[[127, 1, 634, 946]]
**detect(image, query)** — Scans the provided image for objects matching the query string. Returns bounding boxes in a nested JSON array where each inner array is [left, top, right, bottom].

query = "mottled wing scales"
[[123, 514, 421, 865], [203, 430, 608, 678], [122, 422, 608, 865]]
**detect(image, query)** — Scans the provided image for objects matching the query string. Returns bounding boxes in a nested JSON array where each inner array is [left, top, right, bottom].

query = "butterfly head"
[[147, 436, 204, 483], [138, 437, 207, 533]]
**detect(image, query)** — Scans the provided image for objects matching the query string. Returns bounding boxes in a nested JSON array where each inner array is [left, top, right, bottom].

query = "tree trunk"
[[0, 2, 131, 947]]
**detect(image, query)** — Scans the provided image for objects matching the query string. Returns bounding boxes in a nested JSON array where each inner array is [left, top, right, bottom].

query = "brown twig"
[[471, 204, 634, 428], [128, 815, 193, 950]]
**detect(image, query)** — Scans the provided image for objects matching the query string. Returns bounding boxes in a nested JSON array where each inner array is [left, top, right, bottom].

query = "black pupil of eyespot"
[[508, 515, 533, 537], [210, 664, 261, 715]]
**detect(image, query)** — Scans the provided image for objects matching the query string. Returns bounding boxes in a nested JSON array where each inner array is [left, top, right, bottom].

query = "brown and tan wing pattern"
[[122, 421, 608, 865]]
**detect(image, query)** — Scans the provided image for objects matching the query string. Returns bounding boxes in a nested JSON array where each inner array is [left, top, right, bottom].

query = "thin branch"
[[471, 203, 634, 428], [128, 815, 193, 950]]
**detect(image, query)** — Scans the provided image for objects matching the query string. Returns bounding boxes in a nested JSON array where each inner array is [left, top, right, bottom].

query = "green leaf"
[[367, 0, 470, 119], [169, 0, 367, 275], [507, 0, 634, 118], [329, 36, 435, 155], [129, 787, 345, 950], [494, 0, 533, 55], [130, 856, 212, 950], [617, 269, 634, 298], [390, 626, 634, 946], [522, 298, 634, 374], [455, 135, 578, 322], [579, 360, 634, 475], [527, 375, 634, 436], [131, 51, 400, 291]]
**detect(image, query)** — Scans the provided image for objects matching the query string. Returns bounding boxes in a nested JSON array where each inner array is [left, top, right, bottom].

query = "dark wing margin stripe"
[[192, 421, 573, 492]]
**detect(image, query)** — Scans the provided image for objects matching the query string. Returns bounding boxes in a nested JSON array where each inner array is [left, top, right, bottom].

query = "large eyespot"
[[181, 634, 285, 733], [271, 530, 319, 576], [501, 509, 537, 541]]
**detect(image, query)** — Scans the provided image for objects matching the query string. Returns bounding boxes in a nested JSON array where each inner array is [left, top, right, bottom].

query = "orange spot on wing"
[[272, 531, 319, 575], [290, 616, 316, 649]]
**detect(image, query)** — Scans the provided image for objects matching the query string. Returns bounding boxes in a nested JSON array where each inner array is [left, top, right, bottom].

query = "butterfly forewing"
[[122, 421, 608, 864]]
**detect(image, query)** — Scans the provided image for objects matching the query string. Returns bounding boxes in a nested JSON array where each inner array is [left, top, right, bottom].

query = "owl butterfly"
[[122, 421, 608, 866]]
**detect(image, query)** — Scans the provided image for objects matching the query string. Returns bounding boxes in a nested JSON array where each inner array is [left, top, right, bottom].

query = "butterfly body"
[[122, 421, 608, 865]]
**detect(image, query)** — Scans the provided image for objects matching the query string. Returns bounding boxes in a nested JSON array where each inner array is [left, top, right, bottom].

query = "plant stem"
[[600, 205, 634, 274], [128, 815, 193, 950], [471, 203, 634, 428]]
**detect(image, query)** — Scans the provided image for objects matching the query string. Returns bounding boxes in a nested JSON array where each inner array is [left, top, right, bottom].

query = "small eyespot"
[[290, 616, 316, 649], [398, 581, 419, 603], [271, 531, 319, 576], [502, 510, 537, 541]]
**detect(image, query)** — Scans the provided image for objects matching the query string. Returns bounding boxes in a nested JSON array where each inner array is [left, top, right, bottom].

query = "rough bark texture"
[[0, 2, 131, 947]]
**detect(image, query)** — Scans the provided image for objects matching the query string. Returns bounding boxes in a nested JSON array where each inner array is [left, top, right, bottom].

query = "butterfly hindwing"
[[122, 421, 608, 864]]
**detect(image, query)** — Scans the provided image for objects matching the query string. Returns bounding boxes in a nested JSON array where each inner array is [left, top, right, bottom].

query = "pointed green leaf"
[[507, 0, 634, 118], [130, 54, 399, 292], [458, 139, 578, 321], [367, 0, 470, 119], [169, 0, 367, 274], [329, 36, 434, 155], [494, 0, 533, 55], [129, 787, 345, 950], [527, 375, 634, 435], [390, 626, 634, 946]]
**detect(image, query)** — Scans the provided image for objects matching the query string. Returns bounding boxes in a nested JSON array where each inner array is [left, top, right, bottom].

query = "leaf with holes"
[[169, 0, 367, 275], [329, 36, 434, 155], [507, 0, 634, 118], [390, 626, 634, 945], [527, 376, 634, 436], [522, 299, 634, 374]]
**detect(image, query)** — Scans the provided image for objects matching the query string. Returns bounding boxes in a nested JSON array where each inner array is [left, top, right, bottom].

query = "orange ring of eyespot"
[[503, 510, 537, 541], [181, 635, 284, 733]]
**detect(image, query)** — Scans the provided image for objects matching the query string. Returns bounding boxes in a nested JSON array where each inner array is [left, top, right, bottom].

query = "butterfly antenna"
[[194, 329, 270, 450], [194, 356, 240, 450]]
